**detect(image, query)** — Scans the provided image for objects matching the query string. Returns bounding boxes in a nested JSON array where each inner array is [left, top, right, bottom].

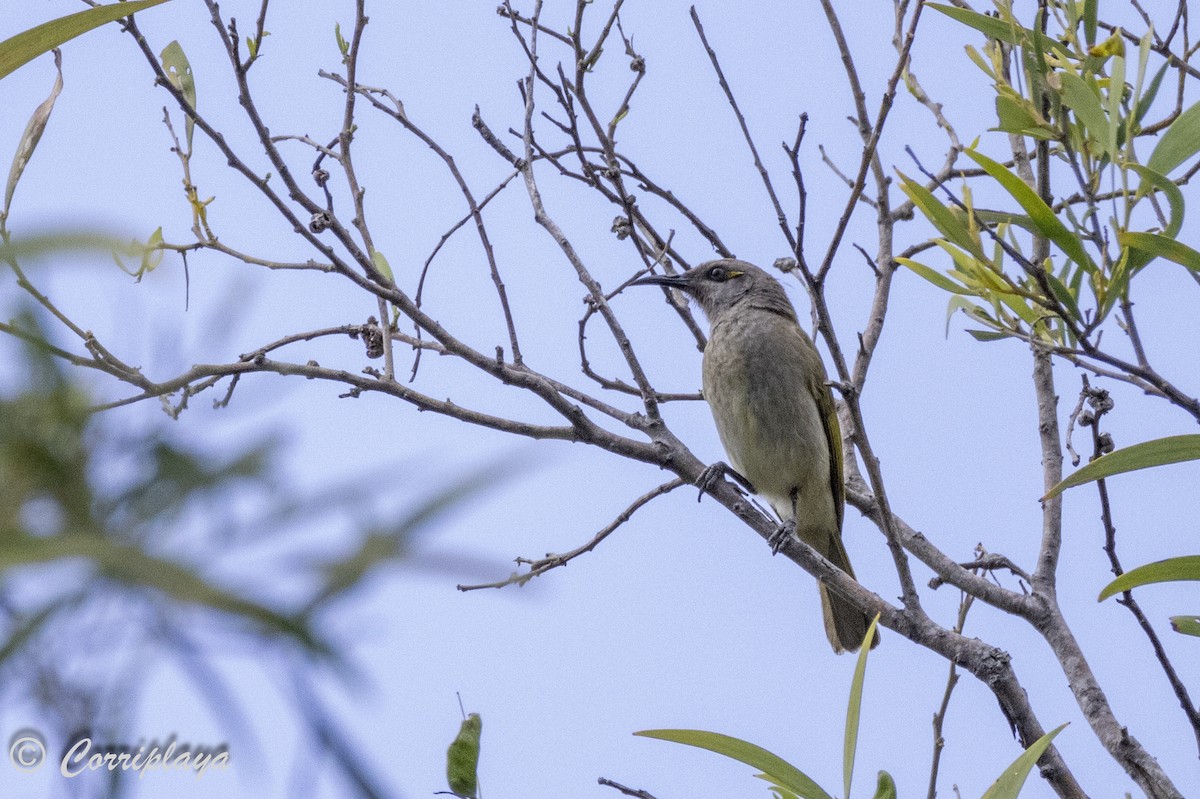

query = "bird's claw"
[[768, 519, 796, 555], [695, 461, 755, 503], [696, 464, 722, 501]]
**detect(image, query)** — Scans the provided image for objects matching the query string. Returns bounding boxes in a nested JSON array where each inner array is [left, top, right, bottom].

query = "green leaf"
[[872, 771, 898, 799], [766, 786, 802, 799], [1059, 72, 1109, 154], [1028, 11, 1053, 82], [964, 148, 1097, 273], [159, 41, 196, 152], [1148, 100, 1200, 176], [114, 226, 166, 280], [844, 614, 880, 799], [937, 240, 1003, 292], [1134, 62, 1168, 124], [634, 729, 833, 799], [1064, 0, 1079, 39], [1043, 270, 1083, 323], [764, 785, 802, 799], [1099, 556, 1200, 600], [0, 0, 171, 81], [1170, 616, 1200, 637], [1106, 55, 1126, 159], [334, 22, 350, 58], [928, 4, 1031, 46], [446, 713, 482, 798], [945, 295, 980, 336], [1132, 29, 1153, 127], [1083, 0, 1098, 45], [370, 248, 394, 283], [965, 328, 1010, 342], [994, 94, 1045, 135], [981, 724, 1068, 799], [964, 44, 996, 80], [973, 209, 1038, 235], [896, 171, 983, 259], [3, 49, 62, 220], [1098, 247, 1132, 321], [1119, 231, 1200, 272], [1043, 434, 1200, 499], [1128, 164, 1184, 239], [897, 257, 972, 295], [996, 286, 1041, 329], [931, 3, 1069, 57], [0, 230, 154, 265], [142, 226, 165, 276]]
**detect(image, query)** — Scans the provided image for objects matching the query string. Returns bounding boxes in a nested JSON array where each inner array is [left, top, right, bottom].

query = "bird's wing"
[[813, 372, 845, 532]]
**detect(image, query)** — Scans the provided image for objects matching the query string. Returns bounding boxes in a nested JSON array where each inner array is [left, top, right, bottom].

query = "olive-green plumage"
[[635, 259, 874, 653]]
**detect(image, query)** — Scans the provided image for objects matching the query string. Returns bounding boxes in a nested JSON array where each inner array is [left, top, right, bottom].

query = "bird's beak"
[[630, 273, 690, 290]]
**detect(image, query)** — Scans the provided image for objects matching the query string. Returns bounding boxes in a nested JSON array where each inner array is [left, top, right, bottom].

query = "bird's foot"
[[768, 519, 796, 555], [695, 461, 755, 503]]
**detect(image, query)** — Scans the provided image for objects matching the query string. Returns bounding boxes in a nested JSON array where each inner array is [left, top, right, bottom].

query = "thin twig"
[[926, 576, 977, 799], [1088, 383, 1200, 754], [690, 7, 795, 252], [323, 74, 526, 368], [598, 777, 658, 799], [457, 478, 687, 591], [332, 0, 395, 379]]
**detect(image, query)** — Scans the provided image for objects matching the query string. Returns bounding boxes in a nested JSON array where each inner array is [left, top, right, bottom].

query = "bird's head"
[[631, 259, 795, 324]]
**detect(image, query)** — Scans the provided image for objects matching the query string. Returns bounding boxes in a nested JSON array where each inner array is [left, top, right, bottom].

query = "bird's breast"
[[701, 313, 831, 519]]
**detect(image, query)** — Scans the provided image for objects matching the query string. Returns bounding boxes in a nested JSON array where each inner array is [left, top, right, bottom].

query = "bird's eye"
[[707, 266, 727, 281]]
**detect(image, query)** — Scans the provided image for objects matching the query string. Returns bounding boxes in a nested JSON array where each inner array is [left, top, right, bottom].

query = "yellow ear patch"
[[727, 269, 745, 278]]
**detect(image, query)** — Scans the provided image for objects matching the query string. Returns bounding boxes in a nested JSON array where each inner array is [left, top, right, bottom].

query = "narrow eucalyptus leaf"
[[844, 615, 880, 799], [965, 329, 1010, 342], [1169, 616, 1200, 637], [1120, 231, 1200, 272], [928, 3, 1028, 46], [1043, 271, 1082, 321], [0, 0, 170, 81], [1106, 55, 1126, 158], [1083, 0, 1098, 44], [896, 171, 982, 258], [897, 257, 972, 295], [1099, 556, 1200, 601], [1148, 99, 1200, 176], [981, 724, 1068, 799], [634, 729, 833, 799], [1059, 73, 1108, 155], [1127, 164, 1184, 239], [872, 771, 898, 799], [1045, 434, 1200, 499], [1134, 62, 1168, 124], [994, 95, 1043, 134], [3, 50, 62, 219], [964, 149, 1096, 273]]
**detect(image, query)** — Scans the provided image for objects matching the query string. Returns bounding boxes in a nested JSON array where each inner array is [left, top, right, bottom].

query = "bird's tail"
[[816, 533, 879, 654]]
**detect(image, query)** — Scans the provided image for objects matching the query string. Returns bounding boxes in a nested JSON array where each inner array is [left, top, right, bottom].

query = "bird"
[[633, 258, 875, 653]]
